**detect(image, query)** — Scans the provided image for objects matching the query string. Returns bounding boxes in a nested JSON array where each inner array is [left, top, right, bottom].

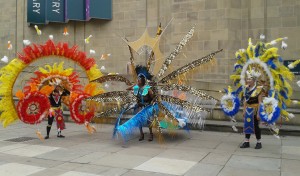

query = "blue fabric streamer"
[[113, 108, 128, 138], [114, 104, 159, 141], [161, 101, 189, 129]]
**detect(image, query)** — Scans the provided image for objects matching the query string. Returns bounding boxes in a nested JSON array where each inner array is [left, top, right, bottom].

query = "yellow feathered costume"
[[230, 37, 294, 121]]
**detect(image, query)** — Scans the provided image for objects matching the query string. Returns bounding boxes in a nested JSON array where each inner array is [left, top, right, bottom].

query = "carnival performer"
[[45, 85, 70, 139], [240, 70, 263, 149], [86, 26, 221, 143], [127, 66, 155, 141]]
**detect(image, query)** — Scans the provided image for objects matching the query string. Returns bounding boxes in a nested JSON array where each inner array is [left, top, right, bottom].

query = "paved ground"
[[0, 122, 300, 176]]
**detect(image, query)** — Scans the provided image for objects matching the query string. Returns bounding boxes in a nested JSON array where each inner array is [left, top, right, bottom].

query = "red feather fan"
[[17, 92, 50, 124], [69, 94, 94, 124], [17, 40, 97, 71]]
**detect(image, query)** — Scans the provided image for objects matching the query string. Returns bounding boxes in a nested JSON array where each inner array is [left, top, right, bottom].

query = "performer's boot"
[[44, 126, 51, 139], [148, 128, 153, 141], [139, 133, 144, 141], [240, 142, 250, 148], [139, 126, 144, 141], [255, 142, 262, 149], [57, 130, 65, 138], [148, 133, 153, 142]]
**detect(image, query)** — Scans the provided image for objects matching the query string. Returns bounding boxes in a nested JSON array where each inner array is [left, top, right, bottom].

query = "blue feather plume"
[[114, 104, 159, 141], [224, 88, 228, 94], [282, 101, 287, 109], [267, 59, 277, 69], [280, 90, 288, 99], [234, 64, 243, 71], [234, 86, 243, 96]]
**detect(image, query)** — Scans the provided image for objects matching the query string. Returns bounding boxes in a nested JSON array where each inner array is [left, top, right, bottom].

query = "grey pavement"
[[0, 122, 299, 176]]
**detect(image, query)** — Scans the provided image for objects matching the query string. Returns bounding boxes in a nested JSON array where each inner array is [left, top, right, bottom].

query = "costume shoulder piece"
[[251, 86, 263, 97], [142, 85, 151, 96], [133, 85, 151, 96]]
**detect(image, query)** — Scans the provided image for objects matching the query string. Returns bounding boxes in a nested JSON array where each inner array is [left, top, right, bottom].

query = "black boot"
[[255, 142, 262, 149], [139, 134, 144, 141], [240, 142, 250, 148], [148, 133, 153, 142], [57, 131, 65, 138], [45, 126, 51, 139]]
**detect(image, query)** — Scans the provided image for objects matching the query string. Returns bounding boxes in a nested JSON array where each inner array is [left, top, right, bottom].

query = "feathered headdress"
[[135, 65, 153, 80], [246, 67, 261, 80]]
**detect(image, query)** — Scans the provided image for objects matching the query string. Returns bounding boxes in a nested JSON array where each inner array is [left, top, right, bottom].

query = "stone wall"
[[1, 0, 300, 84], [1, 0, 300, 124]]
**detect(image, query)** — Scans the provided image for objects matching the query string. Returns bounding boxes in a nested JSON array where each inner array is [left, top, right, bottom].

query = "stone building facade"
[[1, 0, 300, 124]]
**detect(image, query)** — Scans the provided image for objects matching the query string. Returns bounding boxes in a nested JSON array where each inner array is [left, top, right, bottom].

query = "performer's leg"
[[254, 117, 262, 149], [148, 127, 153, 141], [45, 117, 54, 139], [57, 125, 65, 138], [139, 125, 144, 141], [56, 111, 66, 138], [245, 134, 251, 140], [240, 134, 250, 148]]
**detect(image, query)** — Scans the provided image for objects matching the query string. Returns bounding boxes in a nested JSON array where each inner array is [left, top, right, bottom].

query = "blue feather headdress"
[[135, 65, 153, 80]]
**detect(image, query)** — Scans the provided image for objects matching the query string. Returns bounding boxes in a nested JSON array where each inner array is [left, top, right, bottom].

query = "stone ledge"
[[62, 113, 300, 136]]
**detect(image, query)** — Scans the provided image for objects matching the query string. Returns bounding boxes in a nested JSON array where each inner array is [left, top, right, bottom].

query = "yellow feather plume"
[[261, 48, 278, 62], [288, 59, 300, 69], [284, 81, 293, 97], [87, 65, 103, 81], [0, 59, 26, 127], [52, 63, 58, 74], [38, 67, 48, 74], [230, 75, 240, 82], [45, 65, 52, 73], [63, 68, 73, 76], [57, 62, 64, 72], [266, 37, 288, 47], [84, 83, 102, 96]]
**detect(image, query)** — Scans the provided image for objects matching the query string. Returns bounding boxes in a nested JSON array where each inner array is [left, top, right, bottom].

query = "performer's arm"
[[61, 89, 70, 96], [148, 89, 155, 99], [126, 84, 135, 91]]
